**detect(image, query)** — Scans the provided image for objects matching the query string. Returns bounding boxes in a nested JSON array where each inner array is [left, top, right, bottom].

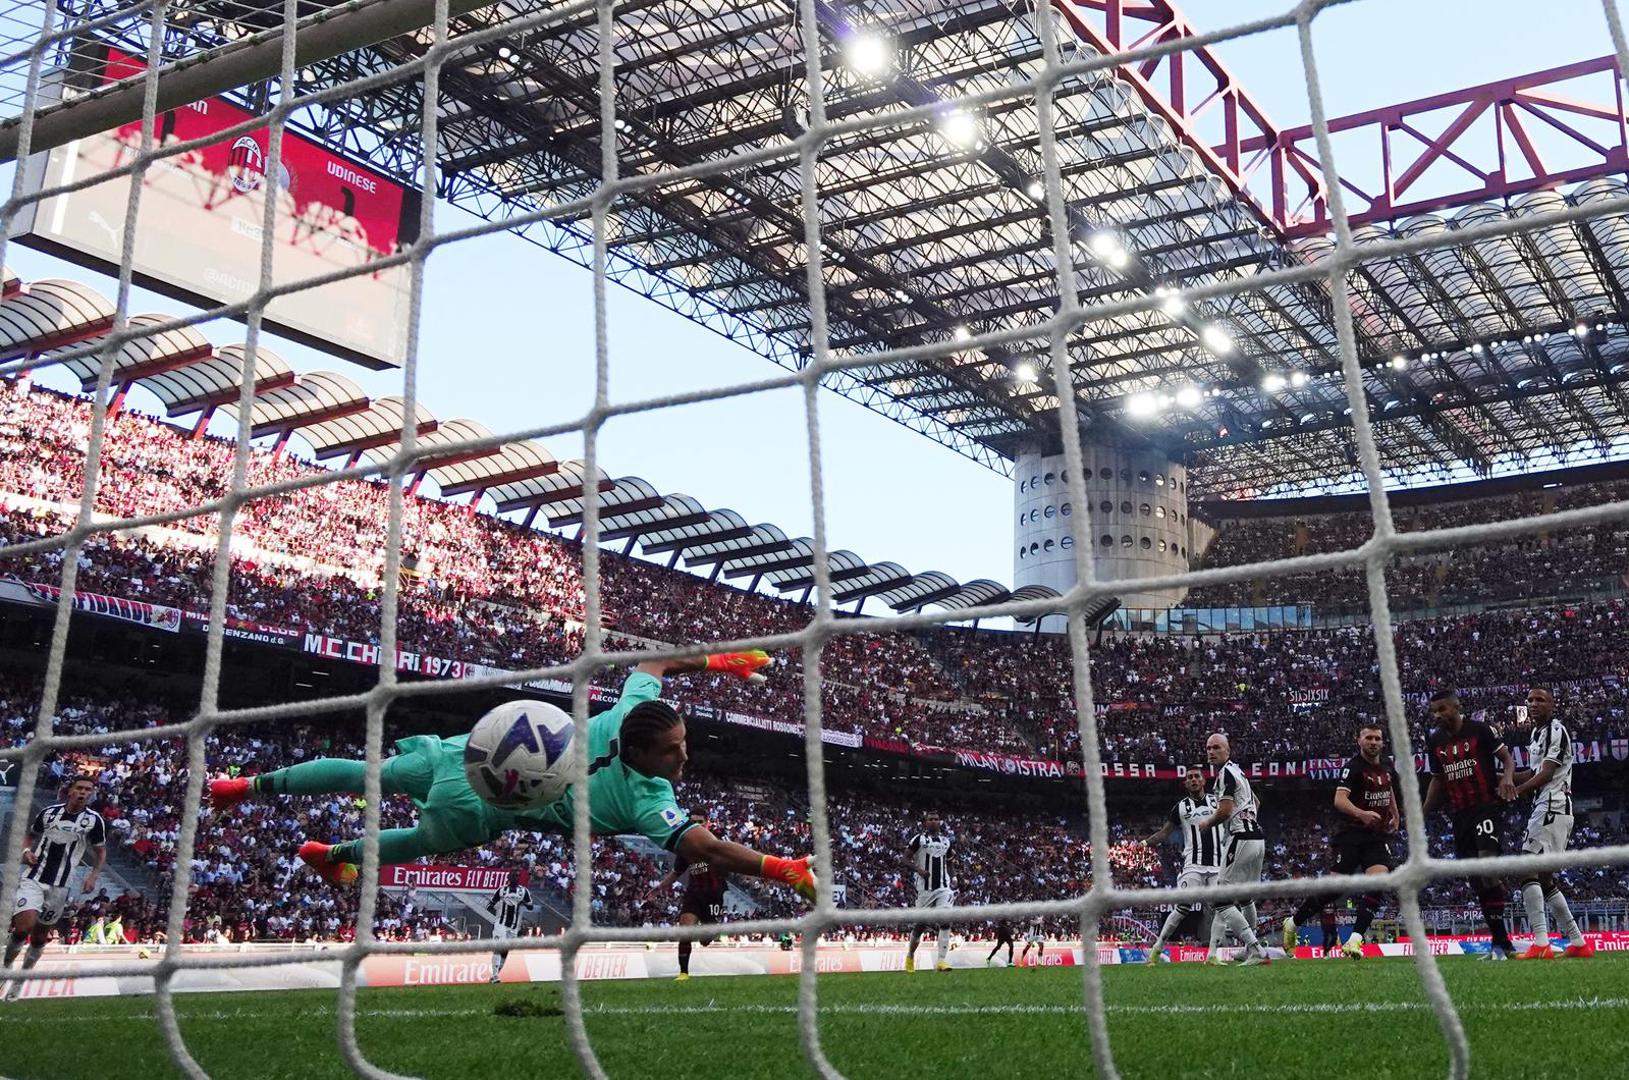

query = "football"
[[462, 699, 575, 809]]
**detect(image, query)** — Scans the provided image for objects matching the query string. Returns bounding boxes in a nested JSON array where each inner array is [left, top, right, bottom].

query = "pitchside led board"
[[10, 43, 421, 369]]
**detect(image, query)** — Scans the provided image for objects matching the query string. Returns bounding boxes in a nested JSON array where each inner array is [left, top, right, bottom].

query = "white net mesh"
[[1, 1, 1628, 1078]]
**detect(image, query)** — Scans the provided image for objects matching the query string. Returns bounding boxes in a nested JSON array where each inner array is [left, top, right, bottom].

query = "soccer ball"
[[463, 700, 575, 809]]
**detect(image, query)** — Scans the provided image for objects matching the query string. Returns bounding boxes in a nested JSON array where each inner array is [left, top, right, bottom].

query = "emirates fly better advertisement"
[[10, 43, 421, 368]]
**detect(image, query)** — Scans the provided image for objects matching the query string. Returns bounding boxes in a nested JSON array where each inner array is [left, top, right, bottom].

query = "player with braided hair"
[[207, 651, 816, 904]]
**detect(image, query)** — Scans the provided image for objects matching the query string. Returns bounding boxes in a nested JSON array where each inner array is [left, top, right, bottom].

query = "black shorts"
[[1335, 831, 1396, 874], [681, 896, 723, 923], [1450, 806, 1505, 861]]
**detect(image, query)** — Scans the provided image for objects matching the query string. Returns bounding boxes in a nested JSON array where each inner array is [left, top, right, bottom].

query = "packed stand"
[[1187, 481, 1629, 610]]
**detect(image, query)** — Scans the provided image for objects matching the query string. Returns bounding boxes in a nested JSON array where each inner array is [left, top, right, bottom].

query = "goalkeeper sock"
[[1546, 888, 1585, 947], [1522, 880, 1549, 942], [255, 758, 367, 796]]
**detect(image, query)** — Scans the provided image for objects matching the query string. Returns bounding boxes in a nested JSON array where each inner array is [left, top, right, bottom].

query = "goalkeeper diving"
[[208, 651, 816, 901]]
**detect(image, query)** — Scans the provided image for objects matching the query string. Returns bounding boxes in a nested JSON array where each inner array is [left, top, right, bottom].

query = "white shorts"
[[915, 888, 954, 910], [1218, 838, 1265, 894], [1522, 806, 1573, 856], [1174, 866, 1220, 912], [491, 924, 518, 941], [13, 879, 67, 925], [1023, 931, 1044, 945]]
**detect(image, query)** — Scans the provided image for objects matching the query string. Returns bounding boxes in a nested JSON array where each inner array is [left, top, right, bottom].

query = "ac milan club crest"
[[227, 135, 265, 193]]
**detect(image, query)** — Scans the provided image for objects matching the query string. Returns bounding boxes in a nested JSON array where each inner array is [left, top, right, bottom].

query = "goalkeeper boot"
[[297, 840, 358, 885], [1280, 917, 1297, 954], [1564, 942, 1595, 959], [207, 777, 252, 810]]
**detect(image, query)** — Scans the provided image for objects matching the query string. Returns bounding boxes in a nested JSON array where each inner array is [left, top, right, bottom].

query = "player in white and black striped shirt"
[[5, 776, 105, 1001], [1512, 688, 1591, 959], [1141, 770, 1222, 961], [903, 813, 954, 973], [486, 871, 534, 983], [1199, 734, 1269, 966]]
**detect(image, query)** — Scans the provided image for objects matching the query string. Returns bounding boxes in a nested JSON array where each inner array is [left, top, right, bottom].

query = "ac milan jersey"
[[1168, 794, 1222, 870], [1336, 755, 1403, 836], [1426, 719, 1505, 813], [26, 803, 106, 888], [677, 856, 727, 902]]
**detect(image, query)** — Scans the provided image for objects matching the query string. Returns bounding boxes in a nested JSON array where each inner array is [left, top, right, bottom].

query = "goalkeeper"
[[208, 651, 816, 900]]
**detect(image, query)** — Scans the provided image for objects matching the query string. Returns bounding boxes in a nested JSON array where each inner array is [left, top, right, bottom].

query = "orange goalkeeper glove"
[[762, 854, 816, 902], [706, 649, 771, 683]]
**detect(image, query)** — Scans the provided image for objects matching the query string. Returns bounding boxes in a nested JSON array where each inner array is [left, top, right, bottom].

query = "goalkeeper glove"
[[706, 649, 771, 683], [762, 854, 817, 902]]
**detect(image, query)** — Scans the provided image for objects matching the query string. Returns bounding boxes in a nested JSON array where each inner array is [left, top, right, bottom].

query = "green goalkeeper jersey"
[[511, 671, 696, 851]]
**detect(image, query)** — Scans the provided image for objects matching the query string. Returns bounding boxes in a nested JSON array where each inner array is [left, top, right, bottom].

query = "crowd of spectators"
[[1188, 481, 1629, 610]]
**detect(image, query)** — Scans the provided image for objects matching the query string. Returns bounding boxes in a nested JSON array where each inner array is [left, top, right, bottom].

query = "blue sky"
[[6, 0, 1619, 592]]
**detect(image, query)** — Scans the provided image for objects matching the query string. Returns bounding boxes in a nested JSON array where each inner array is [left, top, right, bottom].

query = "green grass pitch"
[[4, 955, 1627, 1079]]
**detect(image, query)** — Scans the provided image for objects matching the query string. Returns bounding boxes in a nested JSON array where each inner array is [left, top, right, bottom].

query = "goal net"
[[1, 1, 1628, 1078]]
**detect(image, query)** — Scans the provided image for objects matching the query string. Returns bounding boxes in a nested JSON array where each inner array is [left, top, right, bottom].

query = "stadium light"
[[1126, 392, 1160, 417], [1014, 362, 1037, 382], [1025, 179, 1046, 201], [937, 109, 981, 151], [1389, 356, 1408, 370], [952, 325, 973, 343], [1471, 343, 1484, 354], [1201, 325, 1233, 355], [1175, 385, 1202, 408], [842, 32, 894, 79], [1261, 373, 1287, 392], [1161, 293, 1185, 317], [1289, 371, 1308, 388], [1087, 230, 1130, 270]]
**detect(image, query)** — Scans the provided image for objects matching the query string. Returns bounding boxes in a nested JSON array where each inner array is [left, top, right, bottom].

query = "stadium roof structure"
[[6, 266, 1040, 618], [30, 0, 1629, 497]]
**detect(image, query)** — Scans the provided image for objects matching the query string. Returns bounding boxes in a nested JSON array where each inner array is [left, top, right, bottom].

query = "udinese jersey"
[[1335, 754, 1403, 836], [1209, 762, 1263, 839], [1168, 793, 1222, 870], [487, 884, 534, 931], [1425, 719, 1506, 814], [676, 855, 728, 903], [514, 672, 697, 852], [26, 802, 106, 888], [1527, 717, 1574, 816], [908, 829, 954, 893]]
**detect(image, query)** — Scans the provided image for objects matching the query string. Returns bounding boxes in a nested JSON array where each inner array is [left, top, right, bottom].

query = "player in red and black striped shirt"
[[1423, 689, 1518, 958]]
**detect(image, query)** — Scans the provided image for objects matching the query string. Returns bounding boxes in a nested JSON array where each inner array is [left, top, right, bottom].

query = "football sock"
[[1290, 896, 1323, 927], [1546, 889, 1585, 947], [1521, 880, 1549, 942], [1320, 913, 1338, 952], [678, 940, 692, 975], [1354, 894, 1380, 938], [3, 933, 22, 967], [19, 944, 42, 970], [934, 928, 949, 967], [1150, 908, 1186, 954], [327, 828, 441, 866], [1242, 902, 1258, 932], [906, 928, 923, 963], [1216, 905, 1258, 950], [491, 950, 506, 978], [255, 758, 368, 795]]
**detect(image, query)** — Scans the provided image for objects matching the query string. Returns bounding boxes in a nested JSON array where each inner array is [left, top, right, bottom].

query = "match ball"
[[463, 699, 575, 809]]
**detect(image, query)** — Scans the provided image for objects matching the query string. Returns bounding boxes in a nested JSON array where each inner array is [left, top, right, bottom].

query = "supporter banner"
[[5, 577, 181, 632], [301, 632, 505, 681], [184, 613, 304, 649], [953, 749, 1071, 780], [719, 710, 862, 748]]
